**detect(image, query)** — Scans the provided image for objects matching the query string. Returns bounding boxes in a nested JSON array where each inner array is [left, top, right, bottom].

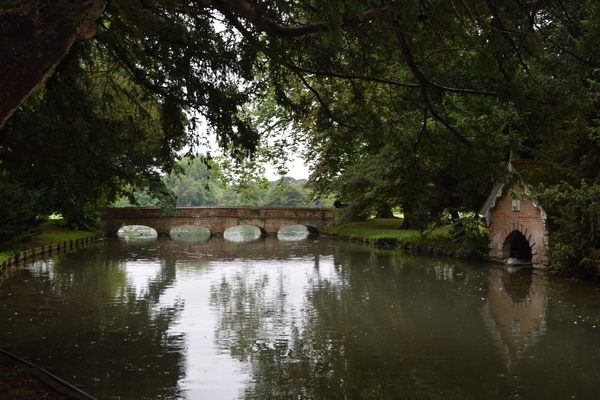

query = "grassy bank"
[[0, 219, 103, 264], [0, 358, 70, 400], [324, 217, 489, 260], [324, 217, 449, 243]]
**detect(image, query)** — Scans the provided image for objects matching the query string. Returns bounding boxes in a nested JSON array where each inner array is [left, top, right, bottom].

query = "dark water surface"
[[1, 235, 600, 399]]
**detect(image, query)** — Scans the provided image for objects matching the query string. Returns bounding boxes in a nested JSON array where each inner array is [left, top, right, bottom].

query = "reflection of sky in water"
[[123, 261, 164, 297], [170, 230, 212, 244], [162, 255, 336, 399], [223, 225, 263, 242], [161, 266, 248, 399], [277, 225, 310, 241], [117, 235, 158, 244]]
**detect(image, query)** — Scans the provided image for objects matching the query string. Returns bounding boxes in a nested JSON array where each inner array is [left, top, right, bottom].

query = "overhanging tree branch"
[[219, 0, 498, 97], [220, 0, 389, 37], [294, 72, 373, 131], [282, 61, 421, 89], [392, 20, 469, 145], [0, 0, 107, 126]]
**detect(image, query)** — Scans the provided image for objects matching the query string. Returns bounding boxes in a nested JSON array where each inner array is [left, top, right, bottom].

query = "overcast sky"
[[265, 156, 310, 181]]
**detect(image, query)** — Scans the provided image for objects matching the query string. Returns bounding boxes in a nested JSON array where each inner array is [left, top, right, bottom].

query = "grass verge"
[[324, 218, 450, 243], [324, 217, 489, 260], [0, 219, 104, 264]]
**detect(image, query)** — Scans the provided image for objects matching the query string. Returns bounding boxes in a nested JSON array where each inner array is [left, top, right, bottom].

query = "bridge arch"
[[277, 224, 319, 241], [224, 225, 266, 242], [277, 223, 320, 235], [117, 225, 158, 237], [169, 225, 212, 244], [169, 225, 212, 236]]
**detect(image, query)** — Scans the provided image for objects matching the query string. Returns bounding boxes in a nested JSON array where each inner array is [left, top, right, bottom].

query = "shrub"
[[0, 181, 44, 250], [541, 181, 600, 278], [449, 217, 490, 261]]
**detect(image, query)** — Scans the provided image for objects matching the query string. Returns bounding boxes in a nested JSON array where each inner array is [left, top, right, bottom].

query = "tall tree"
[[239, 0, 600, 226], [1, 0, 261, 227], [164, 157, 220, 206], [3, 0, 600, 274], [264, 182, 308, 207]]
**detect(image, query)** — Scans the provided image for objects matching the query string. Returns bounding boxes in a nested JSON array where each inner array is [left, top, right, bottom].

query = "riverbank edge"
[[0, 234, 106, 284], [0, 349, 98, 400], [0, 233, 105, 399], [322, 231, 404, 245], [322, 230, 493, 262]]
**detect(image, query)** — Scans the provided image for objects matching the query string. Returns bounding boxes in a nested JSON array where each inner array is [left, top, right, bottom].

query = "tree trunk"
[[401, 203, 413, 229], [0, 0, 107, 126], [376, 204, 395, 218]]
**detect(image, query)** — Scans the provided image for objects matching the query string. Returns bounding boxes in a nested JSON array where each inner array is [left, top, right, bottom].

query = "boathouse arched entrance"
[[502, 230, 533, 262]]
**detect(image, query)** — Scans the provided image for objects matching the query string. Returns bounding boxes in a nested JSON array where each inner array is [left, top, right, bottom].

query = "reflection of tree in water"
[[0, 244, 186, 399], [209, 244, 511, 399], [209, 261, 368, 398]]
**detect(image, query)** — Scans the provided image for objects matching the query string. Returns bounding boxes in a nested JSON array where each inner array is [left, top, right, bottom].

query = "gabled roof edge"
[[479, 183, 505, 223], [523, 183, 549, 229]]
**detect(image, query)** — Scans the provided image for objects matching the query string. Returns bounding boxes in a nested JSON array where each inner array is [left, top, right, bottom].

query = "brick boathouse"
[[479, 160, 554, 267]]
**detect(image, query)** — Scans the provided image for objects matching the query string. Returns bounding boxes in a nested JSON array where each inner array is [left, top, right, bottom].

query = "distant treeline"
[[116, 157, 333, 208]]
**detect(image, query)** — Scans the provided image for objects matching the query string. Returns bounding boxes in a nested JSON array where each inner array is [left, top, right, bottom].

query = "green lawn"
[[325, 218, 450, 242], [30, 219, 103, 247], [0, 220, 103, 264]]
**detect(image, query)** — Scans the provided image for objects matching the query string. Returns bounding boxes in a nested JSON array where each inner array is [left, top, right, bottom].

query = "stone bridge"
[[98, 207, 339, 236]]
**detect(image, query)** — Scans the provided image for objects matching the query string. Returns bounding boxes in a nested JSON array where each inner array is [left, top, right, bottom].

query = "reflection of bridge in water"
[[98, 207, 338, 236]]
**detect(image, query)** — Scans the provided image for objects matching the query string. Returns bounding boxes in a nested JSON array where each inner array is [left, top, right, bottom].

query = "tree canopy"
[[2, 0, 600, 275]]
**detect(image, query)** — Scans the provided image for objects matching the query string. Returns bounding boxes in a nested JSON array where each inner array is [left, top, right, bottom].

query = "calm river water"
[[1, 233, 600, 399]]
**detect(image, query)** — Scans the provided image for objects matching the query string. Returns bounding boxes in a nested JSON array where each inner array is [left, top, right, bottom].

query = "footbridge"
[[98, 207, 338, 236]]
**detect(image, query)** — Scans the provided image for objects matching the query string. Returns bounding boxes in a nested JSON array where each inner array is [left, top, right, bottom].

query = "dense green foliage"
[[0, 180, 45, 251], [449, 217, 490, 261], [241, 0, 600, 275], [246, 0, 597, 224], [164, 157, 219, 207], [2, 1, 600, 275], [0, 0, 259, 232], [264, 183, 308, 207], [118, 157, 313, 207], [538, 182, 600, 278]]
